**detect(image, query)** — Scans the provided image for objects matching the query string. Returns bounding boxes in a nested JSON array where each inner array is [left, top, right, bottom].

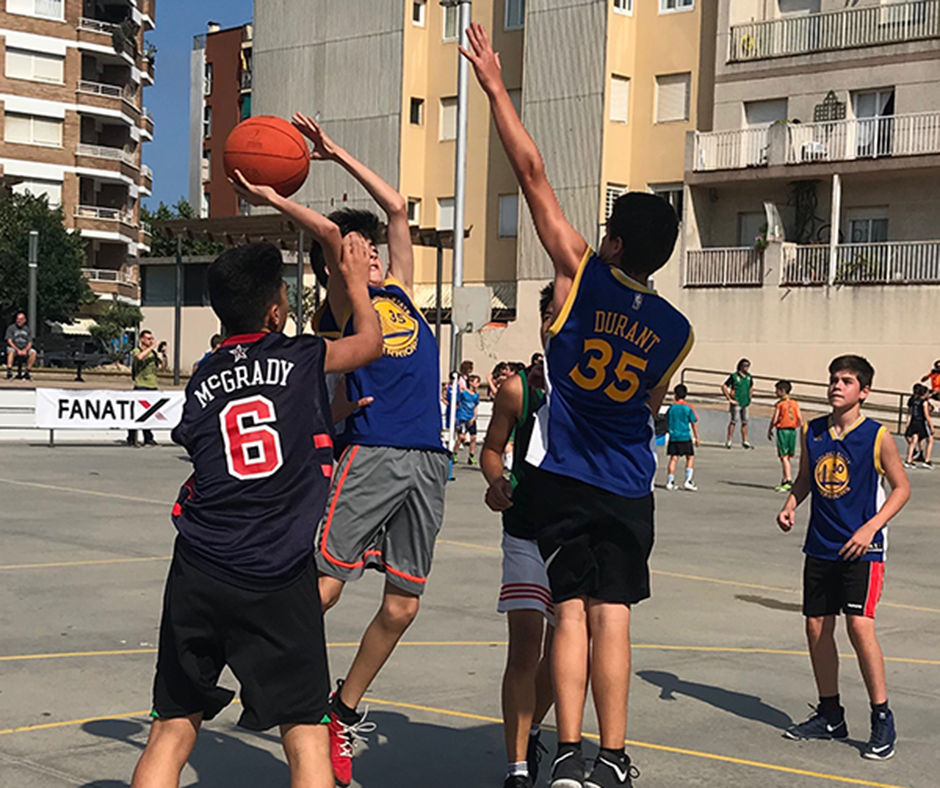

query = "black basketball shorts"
[[803, 555, 885, 619], [519, 466, 654, 606], [152, 549, 331, 731]]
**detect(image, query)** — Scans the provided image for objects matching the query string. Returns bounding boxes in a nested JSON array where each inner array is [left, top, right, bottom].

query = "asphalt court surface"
[[0, 440, 937, 787]]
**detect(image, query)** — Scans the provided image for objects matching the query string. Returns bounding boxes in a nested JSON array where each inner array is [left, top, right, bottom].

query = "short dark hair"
[[530, 352, 543, 365], [469, 375, 480, 383], [140, 329, 153, 338], [310, 209, 381, 277], [509, 361, 526, 373], [775, 379, 792, 394], [492, 361, 509, 377], [208, 243, 284, 335], [607, 192, 679, 277], [829, 355, 874, 390], [737, 358, 751, 371], [210, 334, 223, 349], [913, 383, 928, 397], [674, 383, 688, 400], [539, 282, 555, 320]]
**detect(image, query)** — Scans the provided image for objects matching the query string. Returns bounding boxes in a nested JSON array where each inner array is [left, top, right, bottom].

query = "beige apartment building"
[[668, 0, 940, 388], [0, 0, 155, 311]]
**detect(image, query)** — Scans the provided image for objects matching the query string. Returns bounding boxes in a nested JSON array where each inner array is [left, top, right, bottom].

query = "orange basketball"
[[223, 116, 310, 197]]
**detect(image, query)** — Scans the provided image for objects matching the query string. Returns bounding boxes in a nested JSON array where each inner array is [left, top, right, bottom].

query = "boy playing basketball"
[[131, 237, 381, 788], [464, 24, 693, 788], [777, 356, 910, 760], [768, 380, 803, 492], [482, 283, 556, 788], [665, 384, 699, 491], [455, 374, 482, 464]]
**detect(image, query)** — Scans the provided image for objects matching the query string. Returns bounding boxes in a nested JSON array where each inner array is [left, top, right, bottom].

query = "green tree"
[[89, 301, 143, 362], [142, 199, 225, 258], [0, 191, 90, 326]]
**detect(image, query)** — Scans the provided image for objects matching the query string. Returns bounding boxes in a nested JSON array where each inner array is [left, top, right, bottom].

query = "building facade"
[[0, 0, 155, 307], [189, 21, 252, 219]]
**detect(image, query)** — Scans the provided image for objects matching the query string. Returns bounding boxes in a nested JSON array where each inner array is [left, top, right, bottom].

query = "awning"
[[47, 318, 97, 336]]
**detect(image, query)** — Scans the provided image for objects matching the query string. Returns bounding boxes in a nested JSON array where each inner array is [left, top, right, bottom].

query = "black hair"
[[737, 358, 751, 372], [492, 361, 509, 377], [539, 282, 555, 320], [674, 383, 688, 400], [775, 380, 792, 394], [509, 361, 526, 373], [829, 355, 874, 390], [913, 383, 928, 397], [530, 352, 543, 365], [607, 192, 679, 277], [309, 209, 381, 278], [208, 243, 284, 335], [140, 329, 153, 338], [210, 334, 223, 349]]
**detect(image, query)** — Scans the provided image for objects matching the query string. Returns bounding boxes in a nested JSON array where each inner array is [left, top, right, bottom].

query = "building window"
[[203, 105, 212, 138], [659, 0, 693, 12], [505, 0, 525, 30], [12, 178, 62, 207], [201, 150, 211, 183], [440, 96, 457, 141], [610, 75, 630, 124], [5, 48, 64, 84], [5, 0, 64, 20], [410, 97, 425, 126], [3, 113, 63, 147], [847, 209, 889, 244], [437, 197, 455, 230], [142, 264, 211, 307], [605, 184, 627, 220], [655, 73, 691, 123], [412, 0, 426, 26], [613, 0, 633, 14], [650, 184, 683, 222], [744, 98, 788, 127], [443, 3, 459, 41], [508, 89, 522, 117], [204, 62, 213, 95], [498, 194, 519, 238], [201, 192, 210, 219], [407, 198, 421, 225]]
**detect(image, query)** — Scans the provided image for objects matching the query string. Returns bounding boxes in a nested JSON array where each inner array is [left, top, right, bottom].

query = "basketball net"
[[476, 323, 506, 360]]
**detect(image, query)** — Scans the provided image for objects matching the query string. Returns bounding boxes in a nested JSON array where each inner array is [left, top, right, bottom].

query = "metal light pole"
[[27, 231, 38, 337]]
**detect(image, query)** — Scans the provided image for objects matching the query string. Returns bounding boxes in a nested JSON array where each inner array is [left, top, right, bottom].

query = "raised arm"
[[292, 113, 414, 293], [461, 23, 586, 288]]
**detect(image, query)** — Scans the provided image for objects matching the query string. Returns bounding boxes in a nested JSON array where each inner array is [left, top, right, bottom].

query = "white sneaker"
[[665, 481, 677, 491], [921, 462, 933, 470], [725, 441, 733, 449], [903, 461, 915, 469], [742, 441, 754, 450], [683, 480, 698, 491]]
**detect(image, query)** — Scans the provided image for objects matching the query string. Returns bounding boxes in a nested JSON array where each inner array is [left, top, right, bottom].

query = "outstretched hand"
[[337, 232, 371, 292], [459, 22, 503, 96], [229, 170, 279, 206], [291, 112, 339, 161]]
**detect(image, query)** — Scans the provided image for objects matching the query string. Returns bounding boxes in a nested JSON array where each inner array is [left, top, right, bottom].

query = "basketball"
[[223, 116, 310, 197]]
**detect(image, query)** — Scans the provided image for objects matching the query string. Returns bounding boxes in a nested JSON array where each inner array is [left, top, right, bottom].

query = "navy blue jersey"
[[804, 415, 888, 562], [526, 251, 694, 498], [312, 277, 445, 454], [171, 332, 335, 589]]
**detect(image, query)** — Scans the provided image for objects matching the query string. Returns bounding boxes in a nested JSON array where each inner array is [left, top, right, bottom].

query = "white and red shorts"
[[498, 533, 555, 625]]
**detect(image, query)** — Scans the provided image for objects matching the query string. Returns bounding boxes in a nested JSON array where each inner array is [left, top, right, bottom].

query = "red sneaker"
[[327, 709, 376, 787]]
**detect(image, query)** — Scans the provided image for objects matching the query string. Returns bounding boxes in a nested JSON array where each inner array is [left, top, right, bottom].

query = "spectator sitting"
[[192, 333, 223, 373], [920, 360, 940, 401], [5, 312, 36, 380]]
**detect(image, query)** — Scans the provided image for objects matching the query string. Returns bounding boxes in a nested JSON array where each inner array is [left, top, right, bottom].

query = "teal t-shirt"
[[667, 401, 697, 442]]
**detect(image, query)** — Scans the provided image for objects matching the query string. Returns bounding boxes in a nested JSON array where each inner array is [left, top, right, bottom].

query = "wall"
[[188, 39, 204, 210], [204, 27, 245, 217]]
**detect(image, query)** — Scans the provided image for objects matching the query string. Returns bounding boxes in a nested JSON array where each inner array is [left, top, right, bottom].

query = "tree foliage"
[[142, 199, 226, 258], [0, 192, 90, 326], [89, 301, 143, 361]]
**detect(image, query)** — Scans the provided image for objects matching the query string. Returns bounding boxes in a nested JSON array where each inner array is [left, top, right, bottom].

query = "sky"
[[143, 0, 254, 209]]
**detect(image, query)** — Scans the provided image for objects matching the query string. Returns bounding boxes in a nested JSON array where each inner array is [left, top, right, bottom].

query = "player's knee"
[[845, 614, 874, 638], [380, 592, 420, 630], [145, 716, 200, 753], [805, 615, 831, 639]]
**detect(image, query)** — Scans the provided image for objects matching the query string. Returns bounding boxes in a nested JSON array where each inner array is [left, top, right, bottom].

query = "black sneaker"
[[504, 776, 534, 788], [550, 745, 586, 788], [863, 708, 896, 760], [783, 704, 848, 740], [585, 752, 639, 788], [5, 368, 12, 380], [527, 730, 548, 782], [23, 370, 31, 380]]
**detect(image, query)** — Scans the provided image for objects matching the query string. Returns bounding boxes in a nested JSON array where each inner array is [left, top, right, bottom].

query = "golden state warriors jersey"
[[805, 415, 888, 562], [526, 250, 694, 498]]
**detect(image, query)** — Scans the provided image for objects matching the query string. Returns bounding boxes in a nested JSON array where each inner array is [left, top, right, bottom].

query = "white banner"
[[35, 388, 185, 431]]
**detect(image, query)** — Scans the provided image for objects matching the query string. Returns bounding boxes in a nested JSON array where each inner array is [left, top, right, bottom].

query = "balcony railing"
[[76, 143, 137, 168], [730, 0, 940, 61], [77, 79, 137, 104], [787, 111, 940, 164], [782, 241, 940, 286], [141, 164, 153, 180], [685, 248, 765, 288], [82, 267, 135, 285], [142, 108, 154, 122], [77, 17, 117, 34], [694, 127, 770, 172], [141, 220, 153, 236], [75, 205, 134, 224]]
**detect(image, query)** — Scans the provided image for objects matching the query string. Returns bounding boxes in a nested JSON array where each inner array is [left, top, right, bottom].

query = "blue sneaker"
[[863, 708, 896, 760], [783, 704, 848, 740]]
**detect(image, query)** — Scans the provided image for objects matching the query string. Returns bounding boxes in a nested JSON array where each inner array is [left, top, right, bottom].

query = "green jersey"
[[725, 371, 753, 407]]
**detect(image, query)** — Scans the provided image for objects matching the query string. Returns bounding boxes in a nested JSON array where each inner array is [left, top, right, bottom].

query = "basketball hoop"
[[476, 322, 507, 360]]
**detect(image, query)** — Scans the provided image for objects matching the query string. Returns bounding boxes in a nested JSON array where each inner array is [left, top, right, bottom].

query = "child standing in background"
[[769, 380, 803, 492], [666, 384, 699, 491]]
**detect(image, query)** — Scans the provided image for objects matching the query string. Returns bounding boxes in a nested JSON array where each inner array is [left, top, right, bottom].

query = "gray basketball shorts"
[[316, 445, 449, 596]]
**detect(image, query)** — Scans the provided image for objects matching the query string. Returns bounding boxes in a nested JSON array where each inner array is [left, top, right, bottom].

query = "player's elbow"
[[386, 194, 407, 218], [518, 158, 546, 190]]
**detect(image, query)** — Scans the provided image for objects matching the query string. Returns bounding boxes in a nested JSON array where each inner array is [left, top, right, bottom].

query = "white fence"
[[81, 268, 135, 285], [781, 242, 940, 286], [77, 17, 117, 34], [75, 205, 134, 224], [685, 248, 765, 287], [730, 0, 940, 61], [77, 80, 136, 103], [787, 111, 940, 164], [693, 127, 770, 172], [76, 143, 137, 167]]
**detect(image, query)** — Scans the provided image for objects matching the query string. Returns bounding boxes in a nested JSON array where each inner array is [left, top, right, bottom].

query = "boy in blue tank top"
[[777, 356, 910, 761], [464, 25, 693, 788]]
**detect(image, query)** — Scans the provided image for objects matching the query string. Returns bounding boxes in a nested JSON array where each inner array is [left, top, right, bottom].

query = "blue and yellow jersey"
[[312, 277, 445, 454], [804, 415, 888, 562], [526, 250, 694, 498]]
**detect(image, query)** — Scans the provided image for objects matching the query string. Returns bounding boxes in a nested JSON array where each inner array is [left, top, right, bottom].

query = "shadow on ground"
[[735, 594, 802, 612]]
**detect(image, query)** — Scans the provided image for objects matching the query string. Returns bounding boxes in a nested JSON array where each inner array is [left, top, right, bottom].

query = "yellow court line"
[[437, 538, 501, 553], [0, 710, 152, 736], [0, 478, 167, 506], [0, 556, 171, 571]]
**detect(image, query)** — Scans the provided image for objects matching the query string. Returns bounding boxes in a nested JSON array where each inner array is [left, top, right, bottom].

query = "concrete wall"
[[188, 38, 204, 211]]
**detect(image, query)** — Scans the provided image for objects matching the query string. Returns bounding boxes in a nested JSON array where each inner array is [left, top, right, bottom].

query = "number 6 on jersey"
[[220, 395, 284, 480]]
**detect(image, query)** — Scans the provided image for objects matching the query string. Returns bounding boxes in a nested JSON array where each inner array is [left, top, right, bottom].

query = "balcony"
[[684, 248, 765, 288], [781, 241, 940, 286], [78, 17, 118, 35], [141, 163, 153, 180], [77, 79, 138, 108], [693, 127, 770, 172], [75, 205, 135, 223], [76, 143, 138, 168], [82, 268, 140, 303], [730, 0, 940, 62]]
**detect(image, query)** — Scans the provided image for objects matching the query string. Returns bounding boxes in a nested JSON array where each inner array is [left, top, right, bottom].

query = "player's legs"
[[667, 455, 678, 476], [845, 616, 887, 704], [741, 410, 750, 446], [925, 430, 934, 464], [726, 418, 736, 444], [280, 723, 334, 788], [781, 454, 792, 481], [551, 596, 590, 744], [130, 714, 201, 788], [503, 610, 547, 764], [806, 615, 839, 697], [905, 434, 916, 464], [319, 574, 345, 612], [685, 455, 694, 470], [588, 599, 632, 749]]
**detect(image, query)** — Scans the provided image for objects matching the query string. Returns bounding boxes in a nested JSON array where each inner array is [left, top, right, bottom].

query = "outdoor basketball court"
[[0, 440, 936, 787]]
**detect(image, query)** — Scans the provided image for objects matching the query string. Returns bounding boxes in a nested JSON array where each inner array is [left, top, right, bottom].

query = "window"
[[609, 75, 630, 124], [655, 73, 691, 123], [12, 178, 62, 207], [605, 183, 627, 220], [203, 105, 212, 138], [201, 150, 211, 182], [847, 209, 888, 244], [410, 97, 425, 126], [4, 113, 63, 147], [508, 89, 522, 117], [201, 192, 210, 219], [6, 0, 63, 20], [650, 184, 683, 222], [204, 62, 213, 96], [613, 0, 633, 14], [505, 0, 525, 30], [412, 0, 426, 26], [440, 96, 457, 140], [744, 98, 788, 127], [142, 264, 210, 307], [659, 0, 693, 12], [5, 48, 64, 84], [437, 197, 455, 230], [443, 3, 459, 41], [737, 212, 765, 248], [407, 198, 421, 225], [778, 0, 820, 15], [498, 194, 519, 238]]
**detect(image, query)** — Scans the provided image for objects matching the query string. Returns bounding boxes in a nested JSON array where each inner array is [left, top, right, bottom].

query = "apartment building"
[[0, 0, 155, 308], [251, 0, 713, 370], [189, 21, 252, 219], [670, 0, 940, 386]]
